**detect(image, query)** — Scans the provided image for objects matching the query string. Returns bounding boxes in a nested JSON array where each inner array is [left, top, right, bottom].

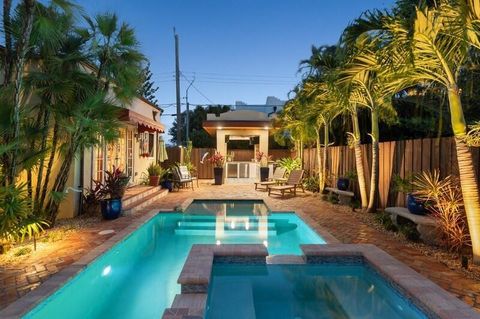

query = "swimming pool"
[[206, 263, 428, 319], [24, 201, 324, 318]]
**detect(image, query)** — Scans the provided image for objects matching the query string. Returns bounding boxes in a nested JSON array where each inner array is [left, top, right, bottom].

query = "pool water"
[[25, 205, 324, 318], [206, 264, 428, 319]]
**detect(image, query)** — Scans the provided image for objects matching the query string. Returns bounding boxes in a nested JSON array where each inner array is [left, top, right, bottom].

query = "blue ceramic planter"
[[407, 194, 426, 215], [161, 180, 173, 192], [337, 178, 350, 191], [100, 198, 122, 220]]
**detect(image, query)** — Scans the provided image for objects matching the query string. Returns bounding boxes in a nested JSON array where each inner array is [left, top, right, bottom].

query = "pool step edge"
[[122, 188, 168, 215]]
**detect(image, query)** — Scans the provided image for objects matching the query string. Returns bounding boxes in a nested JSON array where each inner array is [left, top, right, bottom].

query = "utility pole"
[[185, 76, 195, 143], [174, 28, 182, 146]]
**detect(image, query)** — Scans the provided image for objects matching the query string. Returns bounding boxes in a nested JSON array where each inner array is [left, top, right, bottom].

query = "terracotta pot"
[[149, 175, 160, 186]]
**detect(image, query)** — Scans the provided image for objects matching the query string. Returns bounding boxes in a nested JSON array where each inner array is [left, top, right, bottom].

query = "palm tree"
[[339, 36, 397, 213], [330, 79, 370, 210], [42, 13, 145, 223], [379, 0, 480, 263]]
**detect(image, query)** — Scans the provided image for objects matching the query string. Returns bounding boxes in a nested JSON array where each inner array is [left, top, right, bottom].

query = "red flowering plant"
[[208, 152, 225, 168], [255, 151, 271, 167]]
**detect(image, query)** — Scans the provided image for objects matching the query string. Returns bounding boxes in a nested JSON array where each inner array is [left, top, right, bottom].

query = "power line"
[[181, 72, 215, 105], [181, 71, 297, 79]]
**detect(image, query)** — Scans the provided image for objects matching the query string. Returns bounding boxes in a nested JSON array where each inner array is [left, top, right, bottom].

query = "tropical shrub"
[[0, 184, 32, 244], [392, 174, 415, 194], [0, 184, 48, 251], [374, 212, 398, 232], [82, 183, 103, 216], [413, 171, 470, 252], [303, 175, 320, 193], [276, 157, 301, 174], [398, 222, 420, 242]]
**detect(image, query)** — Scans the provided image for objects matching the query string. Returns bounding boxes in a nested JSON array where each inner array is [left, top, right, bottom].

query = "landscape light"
[[102, 265, 112, 277]]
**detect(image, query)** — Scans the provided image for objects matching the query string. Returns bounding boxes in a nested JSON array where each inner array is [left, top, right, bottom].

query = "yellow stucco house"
[[58, 95, 165, 219]]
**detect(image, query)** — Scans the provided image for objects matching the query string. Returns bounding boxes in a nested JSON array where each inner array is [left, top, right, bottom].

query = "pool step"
[[175, 223, 277, 236], [174, 228, 277, 236], [177, 220, 276, 228], [122, 188, 168, 215], [122, 186, 163, 207]]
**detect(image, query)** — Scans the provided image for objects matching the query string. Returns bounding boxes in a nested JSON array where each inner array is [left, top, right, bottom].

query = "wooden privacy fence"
[[162, 148, 292, 179], [302, 137, 480, 209], [162, 137, 479, 209]]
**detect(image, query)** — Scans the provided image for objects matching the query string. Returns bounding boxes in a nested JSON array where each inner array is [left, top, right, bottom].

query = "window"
[[96, 140, 104, 181], [139, 132, 155, 158]]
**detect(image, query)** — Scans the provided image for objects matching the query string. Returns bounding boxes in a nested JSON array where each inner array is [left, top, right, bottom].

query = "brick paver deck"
[[1, 182, 479, 313]]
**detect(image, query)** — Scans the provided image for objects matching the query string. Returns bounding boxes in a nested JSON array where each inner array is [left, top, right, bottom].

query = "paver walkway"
[[1, 182, 480, 313]]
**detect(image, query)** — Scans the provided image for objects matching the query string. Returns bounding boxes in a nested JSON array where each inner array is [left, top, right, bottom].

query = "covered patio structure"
[[203, 110, 274, 183]]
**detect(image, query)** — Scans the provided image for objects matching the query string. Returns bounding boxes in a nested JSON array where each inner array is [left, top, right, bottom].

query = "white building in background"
[[234, 96, 286, 115]]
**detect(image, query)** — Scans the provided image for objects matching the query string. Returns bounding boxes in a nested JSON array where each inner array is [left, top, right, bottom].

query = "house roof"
[[202, 110, 274, 136]]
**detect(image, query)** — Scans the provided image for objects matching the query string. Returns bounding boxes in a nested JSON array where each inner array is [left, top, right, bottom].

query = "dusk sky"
[[79, 0, 396, 132]]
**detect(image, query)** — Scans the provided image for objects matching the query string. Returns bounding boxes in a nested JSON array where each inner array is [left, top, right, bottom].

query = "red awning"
[[118, 109, 165, 133]]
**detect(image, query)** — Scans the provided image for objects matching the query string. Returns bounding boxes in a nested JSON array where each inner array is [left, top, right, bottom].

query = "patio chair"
[[173, 166, 194, 191], [254, 167, 287, 190], [179, 165, 198, 188], [268, 169, 305, 197]]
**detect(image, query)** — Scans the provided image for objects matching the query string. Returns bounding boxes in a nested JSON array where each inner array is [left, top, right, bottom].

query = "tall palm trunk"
[[322, 122, 329, 190], [9, 0, 36, 184], [34, 108, 50, 212], [46, 144, 75, 224], [2, 0, 13, 84], [367, 109, 379, 213], [351, 112, 368, 210], [316, 126, 325, 192], [448, 88, 480, 264], [300, 139, 305, 168], [39, 120, 58, 209]]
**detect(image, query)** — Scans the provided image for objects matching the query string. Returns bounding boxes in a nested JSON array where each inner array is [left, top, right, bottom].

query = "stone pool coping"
[[179, 198, 340, 244], [163, 243, 480, 319], [0, 208, 167, 319]]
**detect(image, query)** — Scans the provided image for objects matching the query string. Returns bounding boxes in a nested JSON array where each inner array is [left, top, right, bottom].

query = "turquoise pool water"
[[206, 264, 428, 319], [25, 202, 324, 319]]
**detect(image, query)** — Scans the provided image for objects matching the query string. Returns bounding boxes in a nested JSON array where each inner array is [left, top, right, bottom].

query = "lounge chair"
[[173, 166, 194, 191], [254, 167, 286, 190], [268, 169, 305, 197], [179, 165, 198, 188]]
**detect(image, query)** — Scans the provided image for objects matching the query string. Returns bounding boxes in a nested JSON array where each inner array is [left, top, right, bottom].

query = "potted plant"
[[392, 174, 426, 215], [256, 151, 271, 182], [337, 171, 357, 191], [209, 152, 225, 185], [147, 163, 163, 186], [98, 167, 130, 220]]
